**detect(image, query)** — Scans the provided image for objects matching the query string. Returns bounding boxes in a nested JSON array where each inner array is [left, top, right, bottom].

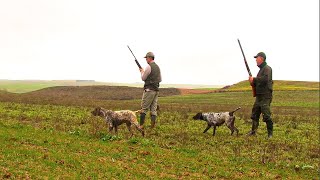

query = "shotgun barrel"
[[237, 39, 256, 97], [127, 45, 142, 69], [237, 39, 252, 76]]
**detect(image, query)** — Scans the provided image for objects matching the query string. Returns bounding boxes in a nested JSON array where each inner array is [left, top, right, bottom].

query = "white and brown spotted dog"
[[193, 107, 241, 136], [91, 107, 144, 137]]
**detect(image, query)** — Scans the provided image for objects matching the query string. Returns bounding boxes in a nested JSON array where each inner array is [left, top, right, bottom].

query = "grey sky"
[[0, 0, 319, 85]]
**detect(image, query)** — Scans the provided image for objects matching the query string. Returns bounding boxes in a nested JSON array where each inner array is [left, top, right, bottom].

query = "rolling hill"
[[223, 80, 319, 91], [0, 80, 221, 93], [0, 85, 181, 107]]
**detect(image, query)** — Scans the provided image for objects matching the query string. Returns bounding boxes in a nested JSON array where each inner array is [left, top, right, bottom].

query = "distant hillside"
[[225, 80, 319, 91], [0, 86, 181, 106], [0, 80, 131, 93], [0, 80, 318, 99], [27, 86, 180, 100], [0, 80, 221, 93]]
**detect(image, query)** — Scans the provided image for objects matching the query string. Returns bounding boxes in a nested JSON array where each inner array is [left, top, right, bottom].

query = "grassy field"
[[0, 81, 319, 179]]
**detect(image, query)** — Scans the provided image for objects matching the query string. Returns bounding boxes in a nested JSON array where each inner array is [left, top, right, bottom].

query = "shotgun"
[[237, 39, 256, 97], [127, 45, 142, 69]]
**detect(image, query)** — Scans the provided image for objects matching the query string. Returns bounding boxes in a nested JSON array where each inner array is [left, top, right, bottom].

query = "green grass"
[[0, 81, 55, 93], [160, 90, 319, 108], [0, 110, 318, 179], [0, 86, 319, 179]]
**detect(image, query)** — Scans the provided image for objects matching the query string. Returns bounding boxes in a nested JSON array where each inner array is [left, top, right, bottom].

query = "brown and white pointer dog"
[[193, 107, 241, 136], [91, 107, 144, 137]]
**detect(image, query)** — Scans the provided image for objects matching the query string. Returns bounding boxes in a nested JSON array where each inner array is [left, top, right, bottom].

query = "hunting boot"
[[247, 120, 259, 136], [140, 113, 146, 129], [150, 115, 157, 129], [266, 120, 273, 139]]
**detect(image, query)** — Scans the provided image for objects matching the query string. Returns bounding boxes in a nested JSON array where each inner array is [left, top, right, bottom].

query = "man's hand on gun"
[[249, 76, 254, 85]]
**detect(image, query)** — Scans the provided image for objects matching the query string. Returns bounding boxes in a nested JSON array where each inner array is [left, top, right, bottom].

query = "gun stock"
[[237, 39, 256, 97]]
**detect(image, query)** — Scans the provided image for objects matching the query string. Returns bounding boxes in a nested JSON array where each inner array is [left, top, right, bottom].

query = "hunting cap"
[[254, 52, 266, 60], [144, 52, 155, 58]]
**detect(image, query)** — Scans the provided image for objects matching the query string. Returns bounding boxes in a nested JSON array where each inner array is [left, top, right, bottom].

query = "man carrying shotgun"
[[139, 52, 162, 129], [247, 52, 274, 138]]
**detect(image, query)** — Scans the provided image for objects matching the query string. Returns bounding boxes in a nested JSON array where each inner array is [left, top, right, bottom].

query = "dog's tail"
[[229, 107, 241, 116], [134, 105, 160, 114]]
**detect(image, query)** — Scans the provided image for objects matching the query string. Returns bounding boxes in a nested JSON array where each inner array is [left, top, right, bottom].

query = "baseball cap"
[[254, 52, 266, 60], [144, 52, 155, 58]]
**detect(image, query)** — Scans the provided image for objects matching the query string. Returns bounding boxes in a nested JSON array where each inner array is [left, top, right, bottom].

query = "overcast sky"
[[0, 0, 319, 85]]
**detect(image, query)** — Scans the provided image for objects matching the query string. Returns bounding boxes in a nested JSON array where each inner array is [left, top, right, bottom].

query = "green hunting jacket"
[[253, 62, 273, 97]]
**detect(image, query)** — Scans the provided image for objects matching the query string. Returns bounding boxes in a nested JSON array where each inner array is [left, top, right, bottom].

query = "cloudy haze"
[[0, 0, 319, 85]]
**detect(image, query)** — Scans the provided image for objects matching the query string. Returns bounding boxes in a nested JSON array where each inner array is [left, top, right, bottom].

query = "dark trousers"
[[250, 95, 273, 135]]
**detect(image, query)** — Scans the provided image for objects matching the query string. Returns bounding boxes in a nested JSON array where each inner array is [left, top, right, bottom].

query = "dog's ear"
[[92, 107, 103, 116], [105, 110, 113, 116], [193, 113, 202, 120], [91, 107, 98, 115]]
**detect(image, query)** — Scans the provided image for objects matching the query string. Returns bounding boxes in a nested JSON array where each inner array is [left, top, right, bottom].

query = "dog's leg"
[[203, 124, 211, 133], [230, 127, 235, 135], [226, 122, 234, 135], [213, 125, 217, 136], [133, 122, 145, 137], [232, 119, 239, 136], [114, 125, 118, 135], [234, 127, 239, 136], [228, 117, 239, 136], [107, 120, 114, 134], [109, 126, 113, 133], [126, 122, 134, 138]]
